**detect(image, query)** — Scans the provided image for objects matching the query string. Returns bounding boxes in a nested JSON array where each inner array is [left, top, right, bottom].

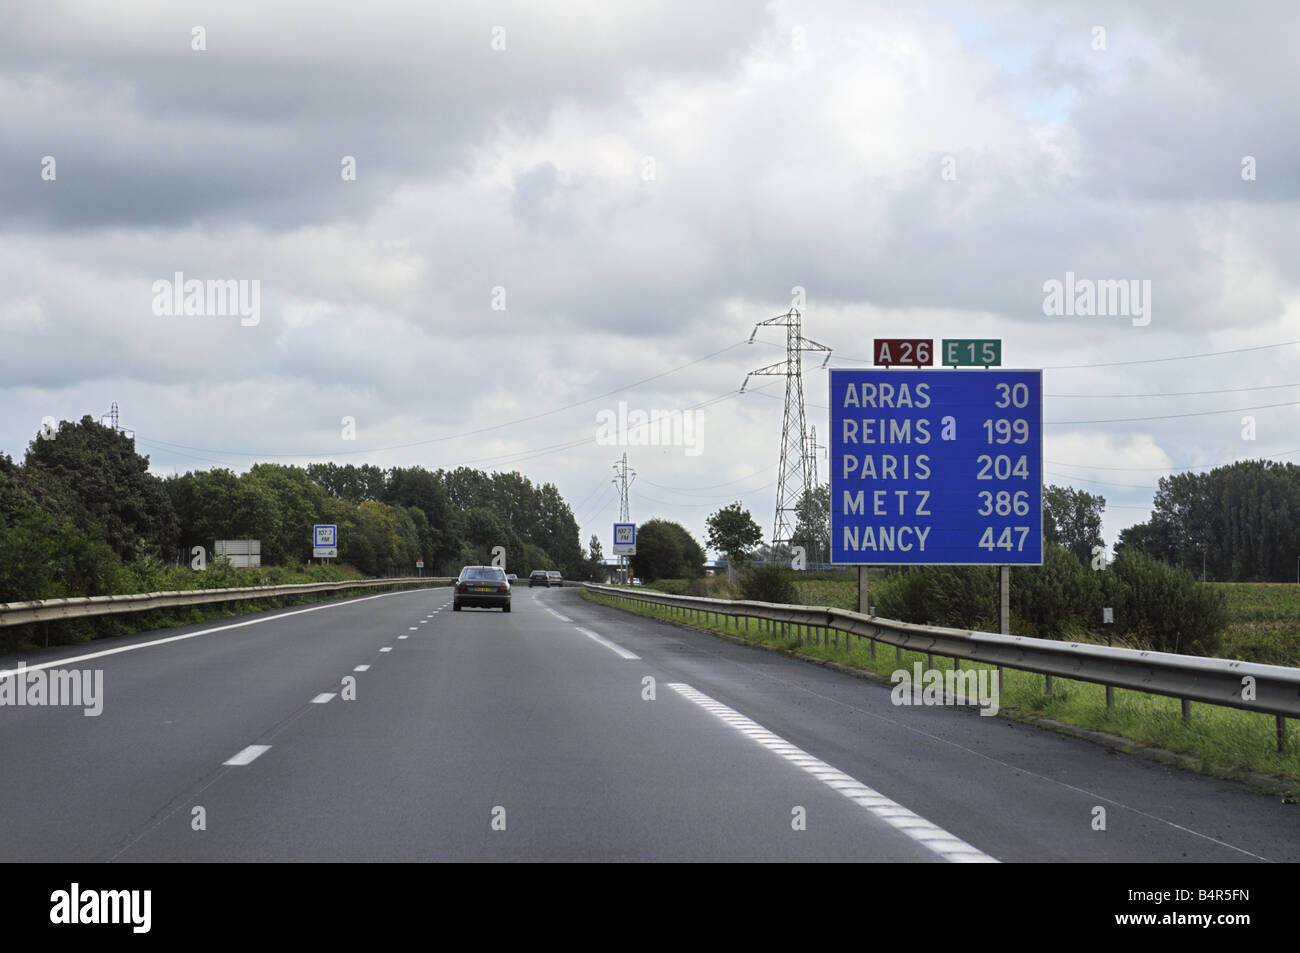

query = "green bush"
[[1011, 543, 1102, 638], [688, 576, 737, 599], [871, 568, 930, 622], [870, 565, 997, 630], [739, 564, 799, 604], [1101, 549, 1229, 656]]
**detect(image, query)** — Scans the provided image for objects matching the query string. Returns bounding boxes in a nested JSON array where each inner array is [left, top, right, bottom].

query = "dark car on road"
[[528, 570, 550, 588], [454, 565, 511, 611]]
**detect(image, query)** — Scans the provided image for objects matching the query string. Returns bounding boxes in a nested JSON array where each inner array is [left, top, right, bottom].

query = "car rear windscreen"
[[464, 568, 506, 580]]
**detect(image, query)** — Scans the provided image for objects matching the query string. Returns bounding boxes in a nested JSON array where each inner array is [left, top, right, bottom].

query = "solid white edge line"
[[667, 683, 998, 864], [0, 587, 434, 679], [572, 626, 640, 660], [546, 608, 573, 622], [311, 693, 335, 704], [223, 744, 271, 766]]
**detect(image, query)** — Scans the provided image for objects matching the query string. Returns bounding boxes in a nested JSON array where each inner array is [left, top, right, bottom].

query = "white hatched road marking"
[[573, 626, 639, 660], [668, 683, 998, 864], [223, 745, 271, 766]]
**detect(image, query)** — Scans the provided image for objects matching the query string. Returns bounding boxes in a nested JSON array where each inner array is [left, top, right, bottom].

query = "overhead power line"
[[1042, 339, 1300, 369], [1046, 398, 1300, 425], [1044, 471, 1158, 490], [637, 481, 779, 509], [1048, 382, 1300, 398], [137, 339, 749, 459], [639, 461, 779, 494], [1048, 448, 1300, 472]]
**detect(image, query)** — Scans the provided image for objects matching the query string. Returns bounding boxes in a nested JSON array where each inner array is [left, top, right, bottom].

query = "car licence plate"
[[475, 586, 492, 592]]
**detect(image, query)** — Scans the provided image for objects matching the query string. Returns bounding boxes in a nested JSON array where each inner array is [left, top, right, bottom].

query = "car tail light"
[[458, 585, 468, 593], [497, 586, 508, 593]]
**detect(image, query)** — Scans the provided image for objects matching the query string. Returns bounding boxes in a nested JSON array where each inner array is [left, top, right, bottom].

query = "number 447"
[[979, 527, 1030, 551]]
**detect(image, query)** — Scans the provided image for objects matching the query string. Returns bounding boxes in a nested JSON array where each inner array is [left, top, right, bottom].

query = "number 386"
[[978, 490, 1030, 516]]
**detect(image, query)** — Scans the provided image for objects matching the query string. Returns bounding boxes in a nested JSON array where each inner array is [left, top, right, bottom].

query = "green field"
[[1216, 583, 1300, 667]]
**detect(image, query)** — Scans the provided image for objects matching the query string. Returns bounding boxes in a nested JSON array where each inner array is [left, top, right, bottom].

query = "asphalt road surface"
[[1, 585, 1295, 861]]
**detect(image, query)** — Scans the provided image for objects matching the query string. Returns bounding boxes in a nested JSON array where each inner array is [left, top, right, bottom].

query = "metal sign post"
[[613, 523, 636, 584]]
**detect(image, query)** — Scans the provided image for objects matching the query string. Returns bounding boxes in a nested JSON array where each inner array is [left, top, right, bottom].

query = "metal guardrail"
[[0, 577, 454, 627], [584, 583, 1300, 749]]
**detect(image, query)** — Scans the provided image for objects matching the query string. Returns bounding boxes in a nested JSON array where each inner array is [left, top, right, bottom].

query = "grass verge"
[[581, 588, 1300, 796]]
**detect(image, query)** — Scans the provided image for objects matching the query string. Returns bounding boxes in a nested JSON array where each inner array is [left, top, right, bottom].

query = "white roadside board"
[[613, 523, 636, 555], [313, 524, 338, 558]]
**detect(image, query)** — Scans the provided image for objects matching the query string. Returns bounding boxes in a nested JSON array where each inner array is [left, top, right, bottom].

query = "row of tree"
[[300, 461, 587, 577], [1115, 461, 1300, 582], [0, 417, 592, 602]]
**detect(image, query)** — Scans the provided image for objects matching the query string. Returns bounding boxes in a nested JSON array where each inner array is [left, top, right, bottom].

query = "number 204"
[[976, 454, 1030, 479]]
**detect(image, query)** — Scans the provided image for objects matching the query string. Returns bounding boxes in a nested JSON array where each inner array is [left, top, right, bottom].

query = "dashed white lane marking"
[[223, 745, 271, 766], [420, 620, 429, 624], [668, 683, 998, 864], [379, 647, 393, 653], [311, 693, 335, 704], [398, 635, 408, 639], [573, 626, 640, 660], [409, 626, 418, 630], [546, 608, 572, 622], [354, 665, 370, 672]]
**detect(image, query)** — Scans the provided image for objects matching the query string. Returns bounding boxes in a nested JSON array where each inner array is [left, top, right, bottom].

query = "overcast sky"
[[4, 0, 1298, 559]]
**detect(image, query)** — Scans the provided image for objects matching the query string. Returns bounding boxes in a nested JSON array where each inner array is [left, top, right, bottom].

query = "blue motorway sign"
[[829, 369, 1042, 565]]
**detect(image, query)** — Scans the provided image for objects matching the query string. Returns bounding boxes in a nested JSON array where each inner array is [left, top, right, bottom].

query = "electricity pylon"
[[741, 308, 832, 557], [99, 401, 135, 438], [611, 453, 636, 582], [806, 425, 824, 490]]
